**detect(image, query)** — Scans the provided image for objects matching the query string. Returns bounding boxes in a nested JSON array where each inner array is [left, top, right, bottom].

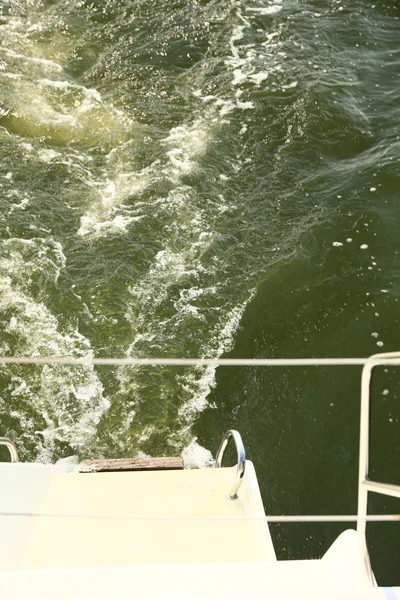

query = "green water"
[[0, 0, 399, 584]]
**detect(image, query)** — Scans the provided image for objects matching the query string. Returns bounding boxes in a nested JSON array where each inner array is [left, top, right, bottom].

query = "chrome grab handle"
[[215, 429, 246, 500], [0, 438, 19, 463]]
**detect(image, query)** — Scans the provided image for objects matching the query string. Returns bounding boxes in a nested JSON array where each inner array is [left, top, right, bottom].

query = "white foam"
[[223, 5, 287, 120], [236, 98, 255, 110], [2, 48, 63, 72], [79, 213, 143, 237], [0, 238, 110, 461], [249, 71, 269, 86], [175, 298, 252, 428], [52, 456, 81, 473], [229, 25, 246, 60], [182, 438, 215, 469], [246, 5, 283, 15], [216, 99, 236, 117], [78, 107, 218, 233], [163, 120, 211, 180], [0, 16, 134, 155], [38, 149, 62, 162], [232, 69, 249, 86], [116, 173, 253, 454], [0, 2, 291, 465], [79, 114, 214, 238], [77, 168, 150, 237], [282, 81, 298, 90]]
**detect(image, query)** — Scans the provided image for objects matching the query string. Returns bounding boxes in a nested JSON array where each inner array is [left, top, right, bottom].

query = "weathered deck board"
[[80, 457, 183, 472]]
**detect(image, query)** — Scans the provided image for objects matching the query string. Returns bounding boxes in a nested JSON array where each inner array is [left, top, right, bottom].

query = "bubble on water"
[[382, 389, 389, 396], [360, 244, 368, 249], [377, 341, 384, 347], [332, 241, 343, 247]]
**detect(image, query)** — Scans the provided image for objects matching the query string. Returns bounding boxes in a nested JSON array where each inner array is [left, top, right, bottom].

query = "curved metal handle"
[[0, 438, 19, 463], [215, 430, 245, 500]]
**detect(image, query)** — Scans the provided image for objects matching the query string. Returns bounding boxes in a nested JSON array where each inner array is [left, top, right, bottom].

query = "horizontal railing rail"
[[0, 511, 397, 523], [0, 356, 393, 366], [361, 480, 400, 500]]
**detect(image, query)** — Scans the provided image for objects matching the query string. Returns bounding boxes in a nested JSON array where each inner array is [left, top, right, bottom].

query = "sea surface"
[[0, 0, 399, 584]]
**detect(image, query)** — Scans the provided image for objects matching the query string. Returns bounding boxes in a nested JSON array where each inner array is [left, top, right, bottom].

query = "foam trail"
[[0, 238, 109, 462], [72, 1, 289, 460], [0, 0, 294, 465], [77, 115, 217, 238]]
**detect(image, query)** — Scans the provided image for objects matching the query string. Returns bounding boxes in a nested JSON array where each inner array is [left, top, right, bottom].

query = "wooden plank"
[[79, 457, 184, 473]]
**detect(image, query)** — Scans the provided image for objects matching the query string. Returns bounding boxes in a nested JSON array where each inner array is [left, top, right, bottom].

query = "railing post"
[[357, 352, 400, 586], [357, 360, 374, 585], [215, 430, 246, 500]]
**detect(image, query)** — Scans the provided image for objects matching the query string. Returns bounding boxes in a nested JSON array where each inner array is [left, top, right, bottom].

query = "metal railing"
[[357, 351, 400, 584], [0, 438, 19, 462], [1, 351, 400, 585], [215, 429, 246, 499]]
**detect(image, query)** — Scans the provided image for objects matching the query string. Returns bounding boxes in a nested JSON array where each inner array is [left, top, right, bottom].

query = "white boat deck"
[[0, 460, 275, 571], [1, 560, 399, 599], [1, 460, 398, 599]]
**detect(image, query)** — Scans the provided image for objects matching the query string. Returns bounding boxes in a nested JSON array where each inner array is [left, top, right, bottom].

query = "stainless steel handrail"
[[215, 429, 246, 500], [0, 438, 19, 463], [357, 351, 400, 587]]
